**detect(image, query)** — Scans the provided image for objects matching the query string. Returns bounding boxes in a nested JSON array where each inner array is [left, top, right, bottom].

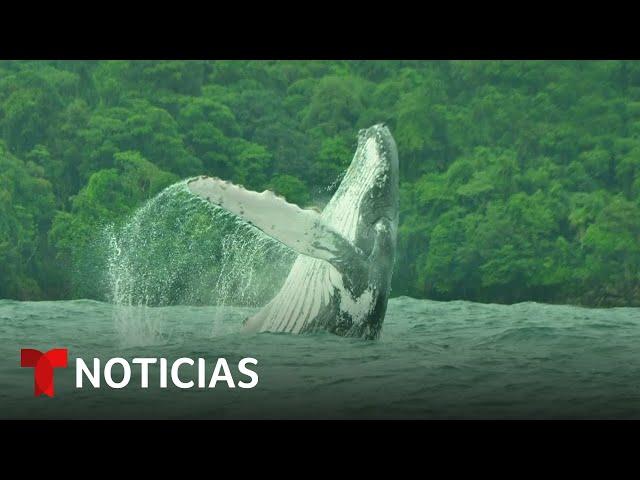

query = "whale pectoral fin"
[[187, 176, 367, 276]]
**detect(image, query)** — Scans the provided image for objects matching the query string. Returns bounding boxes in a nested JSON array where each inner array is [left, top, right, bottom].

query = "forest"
[[1, 60, 639, 306]]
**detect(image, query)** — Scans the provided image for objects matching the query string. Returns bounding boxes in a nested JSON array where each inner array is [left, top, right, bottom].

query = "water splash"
[[308, 170, 347, 211], [104, 181, 296, 346], [325, 170, 346, 193]]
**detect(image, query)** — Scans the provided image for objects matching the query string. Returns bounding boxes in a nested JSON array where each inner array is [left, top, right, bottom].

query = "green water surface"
[[1, 297, 639, 419]]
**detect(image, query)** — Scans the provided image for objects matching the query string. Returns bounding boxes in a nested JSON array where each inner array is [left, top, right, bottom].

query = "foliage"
[[0, 60, 639, 306]]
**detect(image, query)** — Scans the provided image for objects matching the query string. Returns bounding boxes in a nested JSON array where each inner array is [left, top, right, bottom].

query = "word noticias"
[[20, 348, 259, 397], [76, 357, 259, 389]]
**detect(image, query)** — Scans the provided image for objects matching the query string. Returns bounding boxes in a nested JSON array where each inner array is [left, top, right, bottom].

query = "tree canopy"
[[1, 60, 639, 306]]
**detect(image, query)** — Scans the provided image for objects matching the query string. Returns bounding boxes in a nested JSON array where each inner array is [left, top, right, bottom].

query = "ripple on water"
[[1, 298, 640, 419]]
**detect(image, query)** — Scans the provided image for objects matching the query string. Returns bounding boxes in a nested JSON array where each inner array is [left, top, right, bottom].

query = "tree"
[[0, 142, 55, 298], [268, 174, 310, 206], [1, 59, 640, 306]]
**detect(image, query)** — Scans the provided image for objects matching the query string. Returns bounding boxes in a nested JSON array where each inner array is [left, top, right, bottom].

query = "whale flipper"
[[186, 176, 367, 281]]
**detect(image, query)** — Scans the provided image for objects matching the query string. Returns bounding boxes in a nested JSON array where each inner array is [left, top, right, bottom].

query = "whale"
[[186, 124, 399, 339]]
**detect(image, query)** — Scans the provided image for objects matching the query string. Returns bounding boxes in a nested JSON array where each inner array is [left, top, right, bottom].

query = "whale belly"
[[243, 255, 332, 334], [243, 254, 376, 336]]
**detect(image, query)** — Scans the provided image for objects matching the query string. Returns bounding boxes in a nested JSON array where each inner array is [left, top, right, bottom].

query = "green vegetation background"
[[1, 60, 639, 306]]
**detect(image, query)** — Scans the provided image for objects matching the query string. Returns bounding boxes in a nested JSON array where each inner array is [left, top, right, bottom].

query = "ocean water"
[[1, 297, 639, 419]]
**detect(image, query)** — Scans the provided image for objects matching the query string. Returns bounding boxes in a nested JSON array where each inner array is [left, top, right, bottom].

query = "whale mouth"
[[357, 124, 397, 176], [358, 123, 391, 144]]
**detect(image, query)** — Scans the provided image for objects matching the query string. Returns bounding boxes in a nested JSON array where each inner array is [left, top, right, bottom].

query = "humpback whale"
[[187, 124, 399, 339]]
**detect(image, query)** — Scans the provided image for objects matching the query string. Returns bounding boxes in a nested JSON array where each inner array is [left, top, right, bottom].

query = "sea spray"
[[104, 180, 296, 346]]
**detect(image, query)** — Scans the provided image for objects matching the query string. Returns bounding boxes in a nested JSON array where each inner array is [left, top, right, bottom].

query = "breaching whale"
[[186, 124, 398, 339]]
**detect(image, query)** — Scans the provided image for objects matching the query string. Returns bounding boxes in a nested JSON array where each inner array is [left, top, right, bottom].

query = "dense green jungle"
[[1, 60, 639, 306]]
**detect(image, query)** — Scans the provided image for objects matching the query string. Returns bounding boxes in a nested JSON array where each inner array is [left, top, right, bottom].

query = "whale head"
[[325, 123, 399, 261], [355, 123, 399, 230]]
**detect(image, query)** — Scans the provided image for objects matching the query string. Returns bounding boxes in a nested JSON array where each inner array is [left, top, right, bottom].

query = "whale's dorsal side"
[[186, 176, 368, 288]]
